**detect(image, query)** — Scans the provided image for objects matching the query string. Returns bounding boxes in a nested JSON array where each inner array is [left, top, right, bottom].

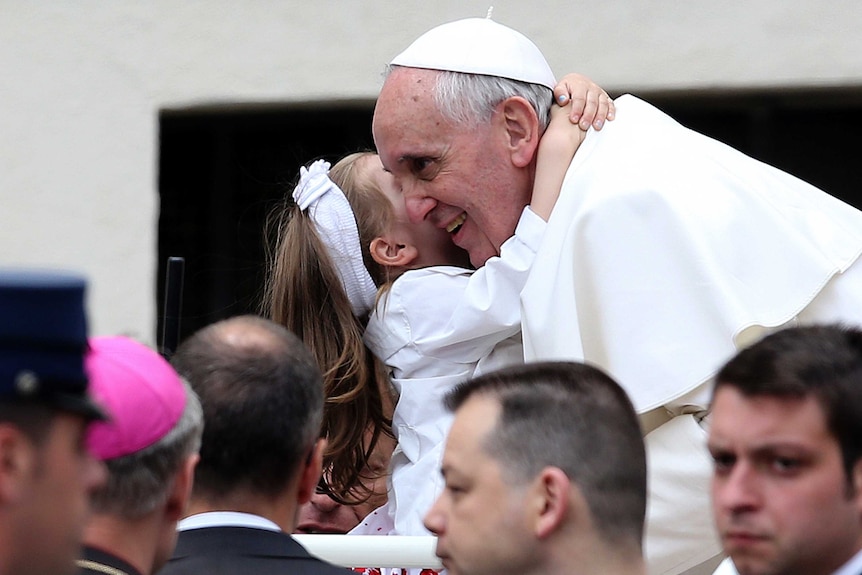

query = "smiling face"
[[373, 67, 532, 268], [363, 154, 471, 271], [709, 387, 862, 575]]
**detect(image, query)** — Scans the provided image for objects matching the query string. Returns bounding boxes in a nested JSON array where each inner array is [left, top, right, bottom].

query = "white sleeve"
[[392, 206, 545, 364]]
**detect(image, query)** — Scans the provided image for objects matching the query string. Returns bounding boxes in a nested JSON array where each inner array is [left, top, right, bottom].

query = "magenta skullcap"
[[85, 336, 186, 460]]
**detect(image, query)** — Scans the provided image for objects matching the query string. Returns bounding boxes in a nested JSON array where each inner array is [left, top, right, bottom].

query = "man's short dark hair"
[[446, 361, 646, 550], [714, 323, 862, 482], [0, 402, 55, 445], [171, 315, 324, 500]]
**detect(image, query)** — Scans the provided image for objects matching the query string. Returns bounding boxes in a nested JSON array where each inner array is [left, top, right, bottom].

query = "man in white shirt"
[[162, 315, 351, 575], [708, 324, 862, 575]]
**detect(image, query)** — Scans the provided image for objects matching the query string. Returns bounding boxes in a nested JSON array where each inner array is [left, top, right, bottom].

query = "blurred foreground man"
[[709, 325, 862, 575], [0, 269, 107, 575]]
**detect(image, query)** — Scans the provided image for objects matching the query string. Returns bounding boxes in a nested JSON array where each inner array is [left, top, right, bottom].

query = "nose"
[[714, 462, 761, 515], [405, 195, 438, 225], [423, 494, 446, 537], [310, 491, 341, 513], [398, 177, 437, 224]]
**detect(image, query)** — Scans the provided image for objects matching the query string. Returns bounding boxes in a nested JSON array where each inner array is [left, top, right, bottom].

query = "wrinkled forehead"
[[373, 68, 443, 134]]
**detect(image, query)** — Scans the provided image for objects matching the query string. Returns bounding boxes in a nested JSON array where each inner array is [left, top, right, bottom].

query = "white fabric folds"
[[521, 95, 862, 414]]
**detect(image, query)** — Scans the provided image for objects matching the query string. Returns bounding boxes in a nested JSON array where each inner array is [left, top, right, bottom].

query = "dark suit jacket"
[[158, 526, 353, 575], [79, 545, 143, 575]]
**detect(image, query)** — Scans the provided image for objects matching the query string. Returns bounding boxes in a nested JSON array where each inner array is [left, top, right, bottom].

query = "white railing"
[[293, 535, 443, 569]]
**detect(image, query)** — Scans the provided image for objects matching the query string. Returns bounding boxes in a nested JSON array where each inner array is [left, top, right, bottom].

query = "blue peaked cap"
[[0, 269, 106, 420]]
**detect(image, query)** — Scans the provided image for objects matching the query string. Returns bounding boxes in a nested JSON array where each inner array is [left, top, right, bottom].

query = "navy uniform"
[[0, 269, 107, 575]]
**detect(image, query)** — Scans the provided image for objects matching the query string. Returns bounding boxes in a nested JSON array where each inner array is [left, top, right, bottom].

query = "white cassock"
[[521, 95, 862, 575]]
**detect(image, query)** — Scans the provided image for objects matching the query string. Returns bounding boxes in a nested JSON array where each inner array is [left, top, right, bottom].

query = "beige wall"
[[2, 0, 861, 342]]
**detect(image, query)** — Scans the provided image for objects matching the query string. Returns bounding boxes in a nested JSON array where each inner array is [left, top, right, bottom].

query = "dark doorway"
[[157, 102, 375, 346]]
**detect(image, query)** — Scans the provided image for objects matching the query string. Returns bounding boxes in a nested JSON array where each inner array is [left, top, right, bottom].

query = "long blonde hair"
[[263, 152, 395, 502]]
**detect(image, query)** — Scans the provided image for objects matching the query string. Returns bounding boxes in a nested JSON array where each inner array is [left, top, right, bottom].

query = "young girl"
[[264, 80, 609, 536]]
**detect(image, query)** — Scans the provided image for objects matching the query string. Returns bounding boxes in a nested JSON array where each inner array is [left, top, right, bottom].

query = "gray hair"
[[90, 380, 203, 519], [386, 65, 553, 131]]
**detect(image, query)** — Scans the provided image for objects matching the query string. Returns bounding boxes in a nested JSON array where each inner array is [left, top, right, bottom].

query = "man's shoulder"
[[78, 545, 143, 575], [161, 526, 352, 575]]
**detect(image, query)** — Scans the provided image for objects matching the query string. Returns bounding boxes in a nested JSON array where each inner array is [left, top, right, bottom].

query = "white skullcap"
[[390, 17, 556, 90]]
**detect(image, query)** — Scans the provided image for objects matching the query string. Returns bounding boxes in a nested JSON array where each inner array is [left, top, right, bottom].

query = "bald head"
[[171, 315, 324, 500]]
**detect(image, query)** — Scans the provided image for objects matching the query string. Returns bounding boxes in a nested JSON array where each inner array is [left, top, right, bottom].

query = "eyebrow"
[[708, 440, 818, 455]]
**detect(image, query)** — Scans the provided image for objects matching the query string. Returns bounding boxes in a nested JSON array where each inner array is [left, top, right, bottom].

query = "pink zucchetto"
[[84, 336, 186, 460]]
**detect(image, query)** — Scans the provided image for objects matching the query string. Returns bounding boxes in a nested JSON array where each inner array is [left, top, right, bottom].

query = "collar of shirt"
[[833, 547, 862, 575], [178, 511, 281, 533]]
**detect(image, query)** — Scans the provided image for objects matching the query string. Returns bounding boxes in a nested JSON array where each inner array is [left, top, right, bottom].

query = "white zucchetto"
[[390, 17, 556, 90]]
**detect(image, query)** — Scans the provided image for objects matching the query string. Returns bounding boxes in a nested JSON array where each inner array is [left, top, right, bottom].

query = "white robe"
[[521, 95, 862, 575]]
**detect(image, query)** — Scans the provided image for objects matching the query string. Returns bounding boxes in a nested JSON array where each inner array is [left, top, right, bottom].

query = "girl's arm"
[[530, 102, 583, 221]]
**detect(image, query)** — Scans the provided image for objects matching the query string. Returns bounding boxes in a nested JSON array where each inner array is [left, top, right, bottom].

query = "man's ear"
[[531, 466, 571, 539], [0, 424, 35, 505], [165, 453, 199, 521], [370, 237, 419, 268], [498, 96, 541, 168], [297, 438, 326, 505]]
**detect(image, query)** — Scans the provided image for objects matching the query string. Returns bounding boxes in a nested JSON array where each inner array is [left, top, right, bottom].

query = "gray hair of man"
[[90, 380, 203, 519], [387, 65, 553, 131]]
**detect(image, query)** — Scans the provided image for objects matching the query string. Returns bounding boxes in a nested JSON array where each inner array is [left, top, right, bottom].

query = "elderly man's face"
[[373, 67, 532, 268], [708, 387, 862, 575]]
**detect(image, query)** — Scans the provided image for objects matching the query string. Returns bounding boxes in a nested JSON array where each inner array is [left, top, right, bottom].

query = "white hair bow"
[[293, 160, 378, 318]]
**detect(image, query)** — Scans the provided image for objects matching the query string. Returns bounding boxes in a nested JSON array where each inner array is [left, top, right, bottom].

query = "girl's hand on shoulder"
[[553, 73, 615, 131]]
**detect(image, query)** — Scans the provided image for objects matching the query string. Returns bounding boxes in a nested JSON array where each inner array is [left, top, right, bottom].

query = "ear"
[[370, 236, 419, 268], [297, 438, 326, 505], [165, 453, 199, 521], [0, 424, 35, 505], [498, 96, 541, 169], [531, 466, 571, 539]]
